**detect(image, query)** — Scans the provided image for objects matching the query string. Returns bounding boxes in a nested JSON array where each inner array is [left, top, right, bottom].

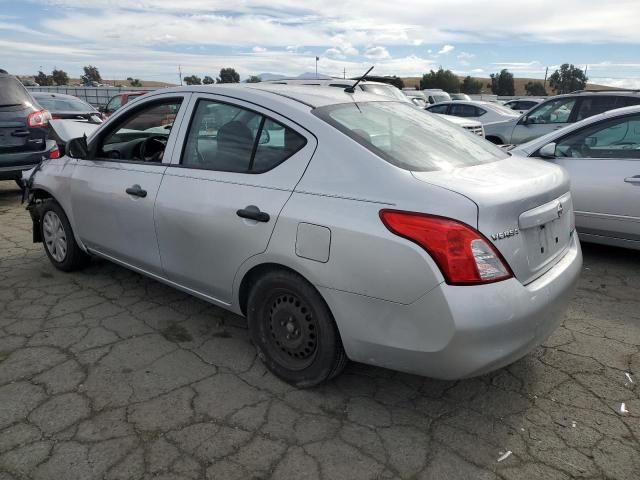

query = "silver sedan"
[[24, 85, 582, 386], [512, 105, 640, 250]]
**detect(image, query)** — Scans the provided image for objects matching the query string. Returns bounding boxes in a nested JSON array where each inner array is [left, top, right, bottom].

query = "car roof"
[[262, 78, 394, 88], [31, 91, 86, 101], [152, 84, 396, 109], [554, 90, 640, 98]]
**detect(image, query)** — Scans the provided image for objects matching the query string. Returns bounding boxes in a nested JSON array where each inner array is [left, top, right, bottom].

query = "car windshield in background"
[[360, 84, 408, 102], [314, 101, 508, 172], [432, 93, 451, 103], [35, 97, 93, 112], [489, 102, 522, 115], [0, 76, 31, 109]]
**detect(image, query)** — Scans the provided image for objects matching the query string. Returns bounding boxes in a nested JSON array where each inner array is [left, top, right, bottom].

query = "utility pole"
[[315, 56, 319, 79], [178, 65, 182, 86], [343, 67, 346, 79], [543, 66, 549, 91]]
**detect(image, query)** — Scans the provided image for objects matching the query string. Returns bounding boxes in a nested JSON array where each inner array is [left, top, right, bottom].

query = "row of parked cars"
[[2, 71, 637, 388]]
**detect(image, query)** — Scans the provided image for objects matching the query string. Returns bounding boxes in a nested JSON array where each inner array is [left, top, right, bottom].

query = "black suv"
[[0, 73, 57, 188]]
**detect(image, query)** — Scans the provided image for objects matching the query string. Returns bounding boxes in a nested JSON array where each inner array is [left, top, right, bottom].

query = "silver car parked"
[[24, 85, 582, 386], [512, 105, 640, 250]]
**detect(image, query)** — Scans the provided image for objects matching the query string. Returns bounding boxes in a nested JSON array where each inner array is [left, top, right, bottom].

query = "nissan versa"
[[23, 85, 582, 387]]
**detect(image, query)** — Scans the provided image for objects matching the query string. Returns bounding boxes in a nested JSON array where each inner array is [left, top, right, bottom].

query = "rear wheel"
[[40, 201, 89, 271], [247, 270, 347, 387]]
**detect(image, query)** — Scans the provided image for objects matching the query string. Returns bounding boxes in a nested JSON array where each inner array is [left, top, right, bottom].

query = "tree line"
[[419, 63, 588, 96], [27, 63, 588, 95]]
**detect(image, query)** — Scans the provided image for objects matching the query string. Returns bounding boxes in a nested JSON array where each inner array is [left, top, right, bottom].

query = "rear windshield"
[[35, 96, 92, 112], [0, 76, 31, 109], [314, 101, 508, 172], [360, 84, 409, 102]]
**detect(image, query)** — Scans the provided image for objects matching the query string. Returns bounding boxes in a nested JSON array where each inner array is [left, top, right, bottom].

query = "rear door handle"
[[624, 176, 640, 185], [237, 206, 270, 222], [11, 130, 30, 137], [125, 184, 147, 197]]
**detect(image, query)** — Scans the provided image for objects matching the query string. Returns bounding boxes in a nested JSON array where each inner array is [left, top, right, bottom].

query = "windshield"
[[410, 97, 428, 108], [35, 96, 93, 112], [431, 92, 451, 103], [361, 84, 409, 102], [0, 76, 31, 109], [314, 101, 508, 172]]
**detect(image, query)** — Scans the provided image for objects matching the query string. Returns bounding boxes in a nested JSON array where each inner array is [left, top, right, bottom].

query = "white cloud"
[[252, 46, 267, 53], [364, 46, 391, 60], [457, 51, 475, 59], [438, 45, 455, 55]]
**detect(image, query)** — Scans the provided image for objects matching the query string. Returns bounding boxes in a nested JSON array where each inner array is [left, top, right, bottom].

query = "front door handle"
[[125, 184, 147, 197], [624, 176, 640, 185], [237, 205, 270, 223]]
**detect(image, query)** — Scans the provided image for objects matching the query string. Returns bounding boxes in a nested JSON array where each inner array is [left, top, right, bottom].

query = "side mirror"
[[538, 142, 556, 159], [67, 136, 89, 159]]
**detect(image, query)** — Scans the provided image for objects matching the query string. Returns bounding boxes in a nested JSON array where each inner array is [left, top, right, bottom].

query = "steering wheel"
[[139, 135, 168, 163]]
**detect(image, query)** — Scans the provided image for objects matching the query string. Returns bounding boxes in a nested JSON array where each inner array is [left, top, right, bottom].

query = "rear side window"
[[181, 99, 306, 173], [575, 96, 625, 121], [449, 104, 478, 117], [427, 104, 449, 114], [0, 76, 31, 110], [314, 101, 508, 172]]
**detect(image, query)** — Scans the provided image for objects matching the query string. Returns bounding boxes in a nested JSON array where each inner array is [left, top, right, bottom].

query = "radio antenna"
[[345, 66, 374, 93]]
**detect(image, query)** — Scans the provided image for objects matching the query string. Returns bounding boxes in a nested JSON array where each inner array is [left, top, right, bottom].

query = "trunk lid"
[[0, 109, 47, 154], [412, 155, 574, 285]]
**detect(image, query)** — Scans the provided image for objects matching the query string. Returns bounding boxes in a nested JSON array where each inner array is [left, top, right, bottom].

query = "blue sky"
[[2, 0, 640, 87]]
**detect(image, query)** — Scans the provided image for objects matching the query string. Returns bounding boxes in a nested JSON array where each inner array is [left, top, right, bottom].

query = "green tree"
[[489, 69, 515, 96], [34, 71, 51, 86], [460, 76, 483, 94], [202, 75, 215, 85], [217, 67, 240, 84], [524, 81, 547, 96], [80, 65, 102, 85], [246, 75, 262, 83], [183, 75, 202, 85], [548, 63, 587, 94], [51, 68, 69, 86], [126, 77, 143, 87], [419, 68, 459, 92]]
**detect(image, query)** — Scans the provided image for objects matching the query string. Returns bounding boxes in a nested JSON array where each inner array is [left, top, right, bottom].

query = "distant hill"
[[256, 72, 333, 81], [401, 76, 617, 96]]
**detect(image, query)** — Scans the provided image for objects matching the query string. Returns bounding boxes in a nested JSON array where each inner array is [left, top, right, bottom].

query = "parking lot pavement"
[[0, 182, 639, 480]]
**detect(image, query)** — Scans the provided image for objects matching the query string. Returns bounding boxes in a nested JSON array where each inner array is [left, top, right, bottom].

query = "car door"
[[549, 113, 640, 243], [511, 96, 578, 144], [69, 93, 190, 275], [154, 94, 316, 305]]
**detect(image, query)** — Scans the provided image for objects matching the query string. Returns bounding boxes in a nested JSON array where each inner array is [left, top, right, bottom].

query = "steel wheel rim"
[[266, 292, 319, 370], [43, 211, 67, 262]]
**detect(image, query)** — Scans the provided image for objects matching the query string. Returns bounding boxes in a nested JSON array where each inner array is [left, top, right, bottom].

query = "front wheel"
[[40, 201, 89, 271], [247, 270, 348, 387]]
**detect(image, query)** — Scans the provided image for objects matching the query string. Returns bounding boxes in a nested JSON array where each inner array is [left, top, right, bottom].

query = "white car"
[[503, 98, 544, 114], [426, 100, 521, 125]]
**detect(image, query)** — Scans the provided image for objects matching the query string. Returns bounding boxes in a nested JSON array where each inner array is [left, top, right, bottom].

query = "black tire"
[[40, 201, 90, 272], [247, 270, 348, 387]]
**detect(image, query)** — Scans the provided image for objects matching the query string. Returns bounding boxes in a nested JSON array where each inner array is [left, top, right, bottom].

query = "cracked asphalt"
[[0, 181, 639, 480]]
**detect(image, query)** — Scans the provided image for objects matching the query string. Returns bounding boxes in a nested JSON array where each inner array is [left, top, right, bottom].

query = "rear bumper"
[[0, 141, 55, 180], [321, 233, 582, 379]]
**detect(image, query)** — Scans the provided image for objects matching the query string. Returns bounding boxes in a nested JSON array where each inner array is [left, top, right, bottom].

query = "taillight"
[[48, 144, 61, 159], [27, 109, 52, 128], [380, 210, 513, 285]]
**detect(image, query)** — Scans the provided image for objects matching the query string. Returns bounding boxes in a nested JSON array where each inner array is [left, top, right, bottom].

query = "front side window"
[[97, 99, 182, 162], [527, 97, 576, 124], [314, 101, 508, 172], [555, 115, 640, 159], [181, 99, 306, 173]]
